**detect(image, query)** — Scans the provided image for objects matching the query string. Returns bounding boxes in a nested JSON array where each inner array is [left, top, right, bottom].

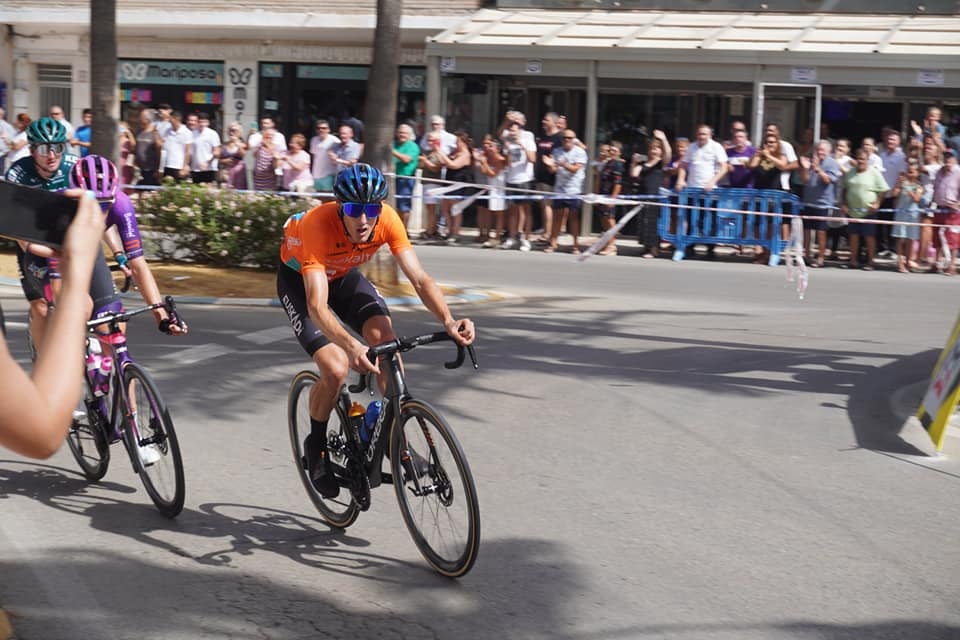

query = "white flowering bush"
[[137, 179, 318, 268]]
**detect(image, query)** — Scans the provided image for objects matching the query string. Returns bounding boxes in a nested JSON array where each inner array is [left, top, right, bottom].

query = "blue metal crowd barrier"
[[658, 187, 802, 265]]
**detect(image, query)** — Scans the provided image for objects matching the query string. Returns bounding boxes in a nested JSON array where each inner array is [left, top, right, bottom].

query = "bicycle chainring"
[[344, 458, 371, 511]]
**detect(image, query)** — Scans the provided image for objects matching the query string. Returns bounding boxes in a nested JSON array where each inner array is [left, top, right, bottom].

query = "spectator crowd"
[[2, 103, 958, 274]]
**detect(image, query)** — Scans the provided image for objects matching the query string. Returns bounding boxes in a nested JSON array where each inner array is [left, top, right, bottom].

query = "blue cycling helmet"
[[333, 163, 388, 203], [27, 116, 68, 145]]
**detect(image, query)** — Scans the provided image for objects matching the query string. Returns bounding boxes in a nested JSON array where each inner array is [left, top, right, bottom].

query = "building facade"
[[426, 1, 960, 160], [2, 1, 958, 159], [0, 1, 482, 138]]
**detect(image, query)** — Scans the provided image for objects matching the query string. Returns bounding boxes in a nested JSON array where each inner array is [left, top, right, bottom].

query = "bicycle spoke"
[[288, 372, 359, 529], [392, 400, 480, 577], [123, 363, 184, 518]]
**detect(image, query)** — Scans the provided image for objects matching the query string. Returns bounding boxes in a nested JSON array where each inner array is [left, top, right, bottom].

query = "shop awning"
[[427, 8, 960, 64]]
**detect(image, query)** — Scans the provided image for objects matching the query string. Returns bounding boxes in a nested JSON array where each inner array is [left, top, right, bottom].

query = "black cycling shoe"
[[304, 434, 339, 499]]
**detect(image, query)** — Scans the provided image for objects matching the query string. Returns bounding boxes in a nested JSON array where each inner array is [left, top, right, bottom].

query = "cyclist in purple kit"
[[68, 155, 187, 335]]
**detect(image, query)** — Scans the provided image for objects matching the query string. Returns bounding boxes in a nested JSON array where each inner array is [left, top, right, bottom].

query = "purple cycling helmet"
[[69, 154, 120, 201]]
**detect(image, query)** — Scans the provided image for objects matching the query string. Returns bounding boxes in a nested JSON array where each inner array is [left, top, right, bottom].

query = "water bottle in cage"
[[85, 349, 102, 389], [96, 357, 113, 397]]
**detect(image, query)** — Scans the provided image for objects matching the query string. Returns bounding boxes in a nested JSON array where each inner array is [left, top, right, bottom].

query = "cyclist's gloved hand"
[[158, 316, 188, 336], [114, 252, 133, 278]]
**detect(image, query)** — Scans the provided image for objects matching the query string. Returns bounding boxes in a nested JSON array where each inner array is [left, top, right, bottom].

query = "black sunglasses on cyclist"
[[33, 143, 66, 155], [341, 202, 382, 219]]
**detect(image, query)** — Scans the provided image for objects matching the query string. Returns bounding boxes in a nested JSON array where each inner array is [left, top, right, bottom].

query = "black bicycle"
[[67, 296, 186, 518], [287, 332, 481, 577]]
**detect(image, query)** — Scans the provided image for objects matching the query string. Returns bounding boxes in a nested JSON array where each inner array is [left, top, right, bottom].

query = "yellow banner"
[[917, 310, 960, 451]]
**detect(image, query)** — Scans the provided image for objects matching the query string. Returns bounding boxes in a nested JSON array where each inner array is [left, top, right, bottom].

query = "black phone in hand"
[[0, 181, 78, 249]]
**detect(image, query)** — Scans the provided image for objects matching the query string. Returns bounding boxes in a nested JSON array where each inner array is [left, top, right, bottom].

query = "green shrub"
[[136, 179, 318, 268]]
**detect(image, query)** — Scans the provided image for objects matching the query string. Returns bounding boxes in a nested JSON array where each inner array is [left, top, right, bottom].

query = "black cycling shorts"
[[276, 264, 390, 357], [18, 246, 120, 311]]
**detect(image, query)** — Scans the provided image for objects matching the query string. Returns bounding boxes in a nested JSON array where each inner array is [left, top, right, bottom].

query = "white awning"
[[428, 9, 960, 64]]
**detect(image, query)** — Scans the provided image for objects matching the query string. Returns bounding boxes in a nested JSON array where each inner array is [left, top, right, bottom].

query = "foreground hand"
[[445, 318, 475, 346], [60, 190, 107, 281]]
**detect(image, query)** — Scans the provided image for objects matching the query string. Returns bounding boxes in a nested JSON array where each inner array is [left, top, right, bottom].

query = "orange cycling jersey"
[[280, 201, 412, 281]]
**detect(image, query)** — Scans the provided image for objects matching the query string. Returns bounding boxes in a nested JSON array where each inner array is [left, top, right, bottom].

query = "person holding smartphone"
[[4, 117, 122, 354], [0, 190, 107, 458]]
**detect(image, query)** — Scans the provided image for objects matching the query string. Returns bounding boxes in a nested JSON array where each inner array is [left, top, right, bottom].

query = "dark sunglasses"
[[33, 142, 66, 155], [563, 136, 576, 140], [341, 202, 382, 218]]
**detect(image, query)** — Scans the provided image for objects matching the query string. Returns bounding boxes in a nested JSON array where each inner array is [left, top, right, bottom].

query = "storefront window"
[[259, 62, 427, 142], [119, 59, 224, 130]]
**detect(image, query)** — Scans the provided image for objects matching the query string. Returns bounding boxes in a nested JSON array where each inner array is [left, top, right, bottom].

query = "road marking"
[[159, 343, 234, 365], [237, 326, 292, 345]]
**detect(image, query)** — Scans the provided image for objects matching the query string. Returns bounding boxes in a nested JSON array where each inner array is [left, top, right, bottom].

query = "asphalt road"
[[1, 245, 958, 640]]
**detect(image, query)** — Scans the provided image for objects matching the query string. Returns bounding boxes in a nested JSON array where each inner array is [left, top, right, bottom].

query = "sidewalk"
[[414, 228, 934, 271]]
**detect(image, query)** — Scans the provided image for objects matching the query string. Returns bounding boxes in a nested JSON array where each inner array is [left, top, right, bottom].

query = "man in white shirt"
[[677, 124, 728, 191], [162, 110, 192, 182], [187, 112, 221, 184], [309, 119, 340, 193], [543, 128, 589, 253], [677, 124, 729, 259], [500, 116, 538, 251], [0, 107, 17, 173], [420, 115, 457, 155], [247, 116, 286, 154]]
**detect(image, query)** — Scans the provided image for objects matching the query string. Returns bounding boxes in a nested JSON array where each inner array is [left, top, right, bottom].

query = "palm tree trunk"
[[90, 0, 118, 162], [363, 0, 402, 173], [362, 0, 403, 287]]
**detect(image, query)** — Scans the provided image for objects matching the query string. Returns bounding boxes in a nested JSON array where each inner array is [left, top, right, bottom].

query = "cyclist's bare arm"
[[303, 269, 378, 374], [102, 226, 185, 334], [130, 257, 186, 333], [394, 248, 475, 346]]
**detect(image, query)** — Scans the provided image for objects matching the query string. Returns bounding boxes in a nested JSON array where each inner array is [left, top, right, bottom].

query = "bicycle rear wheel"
[[122, 362, 185, 518], [66, 388, 111, 482], [287, 371, 359, 529], [390, 399, 480, 577]]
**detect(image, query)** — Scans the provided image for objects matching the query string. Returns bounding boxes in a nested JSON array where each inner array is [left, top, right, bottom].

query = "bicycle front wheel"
[[390, 399, 480, 577], [288, 371, 359, 529], [122, 362, 185, 518], [66, 388, 111, 481]]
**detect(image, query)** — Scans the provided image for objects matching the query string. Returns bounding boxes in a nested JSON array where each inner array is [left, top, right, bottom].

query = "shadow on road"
[[2, 546, 958, 638]]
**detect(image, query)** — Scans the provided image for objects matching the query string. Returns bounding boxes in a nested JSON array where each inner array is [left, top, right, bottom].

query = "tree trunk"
[[361, 0, 403, 287], [90, 0, 118, 162]]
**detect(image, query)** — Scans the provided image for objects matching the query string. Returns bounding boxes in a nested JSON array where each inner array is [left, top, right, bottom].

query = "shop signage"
[[297, 65, 368, 80], [261, 64, 284, 78], [119, 88, 153, 103], [868, 86, 895, 98], [917, 69, 944, 86], [227, 64, 255, 122], [118, 60, 223, 86], [790, 66, 817, 83], [440, 57, 457, 73], [400, 69, 426, 92], [185, 91, 223, 105]]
